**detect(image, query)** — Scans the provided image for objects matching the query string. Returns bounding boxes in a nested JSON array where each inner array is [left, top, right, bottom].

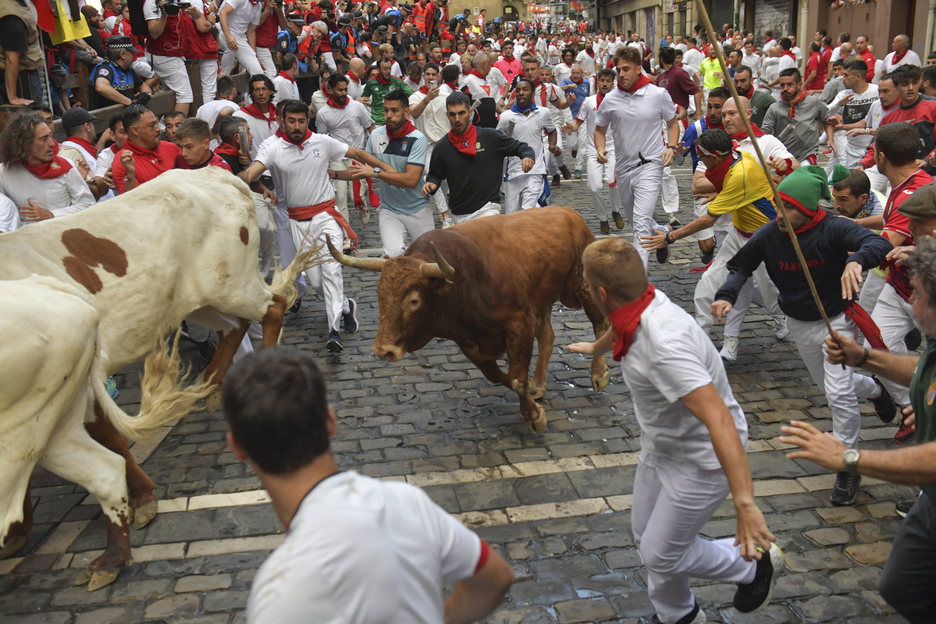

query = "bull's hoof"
[[132, 500, 158, 530], [74, 566, 122, 591], [0, 535, 27, 559], [591, 368, 610, 392], [528, 378, 546, 400], [526, 405, 548, 433]]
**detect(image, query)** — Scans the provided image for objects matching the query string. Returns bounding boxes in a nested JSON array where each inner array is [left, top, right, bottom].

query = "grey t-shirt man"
[[761, 93, 829, 162]]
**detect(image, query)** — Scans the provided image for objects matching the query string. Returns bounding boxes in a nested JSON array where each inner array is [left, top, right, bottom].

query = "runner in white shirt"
[[346, 58, 367, 100], [595, 47, 680, 271], [564, 68, 623, 234], [826, 61, 878, 169], [850, 75, 898, 193], [576, 46, 596, 77], [882, 35, 922, 73], [95, 117, 127, 187], [742, 41, 761, 79], [234, 75, 278, 159], [272, 54, 302, 104], [497, 79, 557, 213], [219, 0, 265, 77], [196, 75, 241, 149], [240, 101, 392, 351], [682, 39, 705, 78], [0, 192, 18, 233], [315, 74, 375, 245], [222, 349, 515, 624], [567, 238, 782, 624], [410, 63, 454, 227]]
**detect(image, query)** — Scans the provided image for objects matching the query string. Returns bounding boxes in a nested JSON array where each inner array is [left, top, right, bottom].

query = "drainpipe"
[[926, 0, 936, 58]]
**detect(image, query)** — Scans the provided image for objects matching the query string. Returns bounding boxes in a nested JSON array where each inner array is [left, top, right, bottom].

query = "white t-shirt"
[[272, 76, 301, 104], [390, 60, 403, 78], [883, 49, 923, 73], [255, 132, 348, 207], [791, 46, 803, 64], [777, 54, 797, 73], [346, 74, 364, 100], [682, 48, 705, 75], [595, 82, 675, 171], [95, 145, 118, 178], [828, 84, 879, 160], [410, 91, 448, 143], [575, 93, 614, 157], [487, 67, 507, 98], [0, 192, 20, 233], [618, 290, 748, 470], [0, 163, 95, 218], [762, 38, 776, 55], [247, 471, 482, 624], [315, 100, 373, 149], [497, 106, 554, 178], [221, 0, 262, 38], [742, 52, 761, 78], [553, 62, 573, 85], [196, 98, 241, 134], [576, 50, 595, 75], [546, 44, 560, 66]]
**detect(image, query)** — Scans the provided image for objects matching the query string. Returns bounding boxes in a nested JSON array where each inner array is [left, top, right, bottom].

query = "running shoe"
[[895, 415, 916, 445], [650, 601, 706, 623], [701, 242, 716, 265], [896, 498, 916, 517], [612, 212, 626, 230], [574, 169, 582, 179], [772, 315, 791, 341], [551, 174, 561, 187], [326, 330, 343, 353], [668, 214, 681, 227], [106, 376, 119, 399], [289, 296, 303, 314], [559, 165, 572, 180], [870, 378, 897, 423], [720, 335, 739, 363], [831, 471, 861, 506], [442, 214, 454, 229], [343, 298, 359, 334], [599, 221, 611, 234], [733, 543, 784, 613]]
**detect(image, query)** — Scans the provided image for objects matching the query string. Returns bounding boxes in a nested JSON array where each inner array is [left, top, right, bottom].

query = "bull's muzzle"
[[374, 342, 405, 362]]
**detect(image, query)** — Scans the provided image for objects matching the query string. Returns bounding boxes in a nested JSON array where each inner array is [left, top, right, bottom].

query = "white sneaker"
[[442, 215, 454, 229], [720, 335, 739, 362], [773, 315, 792, 341]]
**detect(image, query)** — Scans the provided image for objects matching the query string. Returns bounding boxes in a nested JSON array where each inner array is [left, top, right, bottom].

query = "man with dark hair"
[[804, 42, 825, 92], [923, 64, 936, 97], [361, 56, 413, 124], [422, 91, 536, 223], [173, 118, 233, 172], [0, 111, 95, 224], [222, 348, 515, 623], [273, 53, 302, 103], [657, 46, 702, 123], [196, 75, 240, 144], [95, 115, 129, 193], [112, 105, 181, 194], [162, 110, 186, 144], [820, 59, 847, 103], [216, 116, 251, 174], [762, 68, 828, 164], [712, 165, 894, 506], [826, 60, 878, 173], [240, 100, 393, 351], [235, 75, 279, 158], [733, 66, 774, 127]]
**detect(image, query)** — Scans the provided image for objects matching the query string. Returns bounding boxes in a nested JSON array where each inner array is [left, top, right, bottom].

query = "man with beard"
[[234, 75, 279, 159], [240, 100, 395, 352], [762, 68, 828, 165], [112, 105, 181, 194], [733, 66, 775, 128], [361, 56, 413, 125]]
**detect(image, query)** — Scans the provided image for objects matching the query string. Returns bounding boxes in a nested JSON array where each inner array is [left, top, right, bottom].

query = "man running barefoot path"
[[567, 237, 783, 624]]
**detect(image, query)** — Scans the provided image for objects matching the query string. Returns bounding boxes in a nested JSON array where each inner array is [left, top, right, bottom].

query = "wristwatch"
[[843, 448, 860, 474], [665, 145, 676, 150], [372, 167, 382, 178]]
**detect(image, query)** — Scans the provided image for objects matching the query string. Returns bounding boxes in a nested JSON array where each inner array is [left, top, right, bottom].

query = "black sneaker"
[[343, 298, 359, 334], [551, 174, 561, 187], [326, 330, 343, 353], [701, 243, 716, 265], [905, 327, 923, 351], [733, 543, 784, 613], [870, 378, 897, 423], [196, 338, 217, 361], [559, 165, 572, 180], [289, 296, 303, 314], [896, 498, 916, 517], [612, 212, 626, 229], [895, 415, 916, 445], [650, 601, 705, 623], [830, 471, 862, 506], [599, 221, 611, 234]]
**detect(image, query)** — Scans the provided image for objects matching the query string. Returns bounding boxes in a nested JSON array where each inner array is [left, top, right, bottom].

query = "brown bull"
[[328, 206, 610, 432]]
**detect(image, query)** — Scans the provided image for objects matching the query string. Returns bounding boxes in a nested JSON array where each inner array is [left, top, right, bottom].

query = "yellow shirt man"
[[705, 151, 776, 234]]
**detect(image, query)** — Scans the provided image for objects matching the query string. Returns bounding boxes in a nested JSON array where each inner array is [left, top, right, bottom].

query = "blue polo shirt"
[[559, 78, 590, 118], [365, 125, 429, 215]]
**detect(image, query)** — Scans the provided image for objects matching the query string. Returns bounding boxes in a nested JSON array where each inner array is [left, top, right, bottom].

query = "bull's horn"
[[325, 234, 386, 272], [420, 242, 456, 279]]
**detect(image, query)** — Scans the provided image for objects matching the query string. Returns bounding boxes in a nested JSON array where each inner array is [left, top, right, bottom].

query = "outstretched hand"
[[734, 501, 775, 562]]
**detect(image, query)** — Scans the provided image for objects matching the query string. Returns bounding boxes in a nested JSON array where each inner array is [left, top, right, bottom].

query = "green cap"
[[776, 165, 832, 214]]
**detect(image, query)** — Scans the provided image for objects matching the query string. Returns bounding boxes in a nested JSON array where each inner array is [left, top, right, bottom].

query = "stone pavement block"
[[828, 566, 882, 592], [605, 548, 641, 570], [860, 589, 896, 615], [864, 501, 899, 520], [507, 497, 608, 523], [771, 572, 836, 600], [610, 592, 655, 618], [804, 528, 850, 546], [202, 590, 249, 612], [816, 506, 866, 525], [718, 604, 799, 623], [174, 574, 233, 594], [110, 579, 172, 603], [845, 542, 892, 565], [50, 584, 112, 607], [531, 555, 604, 581], [795, 594, 868, 621], [854, 520, 900, 543], [422, 485, 461, 513], [510, 579, 574, 605], [0, 613, 72, 624], [553, 598, 616, 623], [690, 583, 735, 607], [566, 467, 636, 499], [784, 549, 854, 573], [144, 594, 200, 620], [75, 603, 145, 624], [514, 473, 580, 506], [486, 606, 558, 623], [454, 480, 519, 511]]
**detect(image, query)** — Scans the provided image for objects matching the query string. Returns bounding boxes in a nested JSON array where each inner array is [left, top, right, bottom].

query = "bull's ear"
[[431, 278, 454, 293]]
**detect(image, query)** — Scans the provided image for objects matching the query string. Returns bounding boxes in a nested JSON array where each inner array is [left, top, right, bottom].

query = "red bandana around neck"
[[448, 123, 478, 156], [730, 123, 765, 140], [892, 48, 909, 64], [704, 153, 736, 192], [374, 72, 392, 85], [283, 128, 313, 149], [21, 156, 73, 179], [619, 73, 650, 94], [327, 94, 349, 108], [347, 72, 361, 84], [64, 136, 98, 159], [596, 92, 605, 107], [741, 85, 755, 99], [443, 79, 459, 91], [778, 192, 826, 233], [387, 120, 417, 139], [418, 85, 429, 94], [110, 143, 122, 154], [215, 143, 241, 158], [765, 36, 774, 43], [571, 76, 583, 85], [609, 284, 656, 361], [468, 69, 486, 80], [704, 115, 724, 130], [585, 48, 594, 57], [277, 70, 296, 83], [786, 90, 807, 119], [241, 102, 277, 128], [781, 50, 795, 60]]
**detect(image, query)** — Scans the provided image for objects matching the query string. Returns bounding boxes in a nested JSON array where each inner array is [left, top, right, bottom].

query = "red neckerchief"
[[777, 191, 826, 233], [374, 72, 392, 85], [103, 7, 118, 18], [688, 46, 699, 52], [387, 120, 417, 139], [110, 143, 122, 154], [741, 85, 755, 99], [571, 76, 583, 84], [468, 69, 486, 80], [585, 48, 594, 57], [596, 92, 605, 107], [282, 128, 313, 149], [781, 50, 795, 60], [704, 153, 736, 192], [277, 70, 296, 83], [609, 284, 656, 362], [705, 115, 724, 130], [327, 94, 349, 108], [347, 72, 360, 84], [730, 123, 764, 140], [765, 37, 774, 43], [63, 136, 98, 159], [21, 156, 73, 179], [418, 85, 429, 94], [215, 143, 240, 158], [443, 79, 459, 91], [843, 302, 888, 350], [892, 48, 909, 64], [619, 73, 650, 94], [448, 123, 477, 156], [241, 102, 277, 128], [786, 90, 807, 119]]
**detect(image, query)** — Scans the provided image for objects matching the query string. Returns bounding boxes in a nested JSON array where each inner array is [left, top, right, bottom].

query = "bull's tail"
[[266, 231, 329, 309], [91, 331, 214, 443]]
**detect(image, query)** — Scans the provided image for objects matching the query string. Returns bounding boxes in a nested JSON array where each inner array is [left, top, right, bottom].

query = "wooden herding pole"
[[694, 0, 837, 339]]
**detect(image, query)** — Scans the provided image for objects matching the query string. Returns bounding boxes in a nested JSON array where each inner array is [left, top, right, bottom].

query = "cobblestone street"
[[0, 163, 918, 624]]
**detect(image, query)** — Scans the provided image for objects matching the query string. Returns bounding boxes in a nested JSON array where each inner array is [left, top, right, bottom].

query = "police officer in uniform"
[[90, 36, 148, 109]]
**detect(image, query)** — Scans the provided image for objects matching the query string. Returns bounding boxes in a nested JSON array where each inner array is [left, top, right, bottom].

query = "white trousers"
[[824, 130, 848, 178], [329, 159, 353, 224], [692, 197, 715, 242], [787, 313, 879, 448], [661, 165, 679, 215], [378, 204, 435, 257], [575, 124, 587, 172], [547, 132, 565, 174], [632, 452, 756, 623], [147, 53, 193, 103], [221, 36, 265, 78], [864, 165, 889, 194], [251, 192, 278, 275], [274, 203, 307, 299], [586, 152, 619, 222], [858, 270, 887, 316], [289, 214, 349, 332], [452, 201, 500, 224], [505, 175, 545, 213], [724, 275, 769, 338], [195, 58, 217, 103], [255, 46, 277, 79], [870, 284, 914, 406], [694, 227, 781, 334], [426, 143, 449, 215], [615, 162, 663, 271]]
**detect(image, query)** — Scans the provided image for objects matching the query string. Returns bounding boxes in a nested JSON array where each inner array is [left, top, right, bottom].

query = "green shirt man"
[[361, 73, 413, 125]]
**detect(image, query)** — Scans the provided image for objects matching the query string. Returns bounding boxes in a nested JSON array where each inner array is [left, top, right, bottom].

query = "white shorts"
[[147, 53, 193, 103]]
